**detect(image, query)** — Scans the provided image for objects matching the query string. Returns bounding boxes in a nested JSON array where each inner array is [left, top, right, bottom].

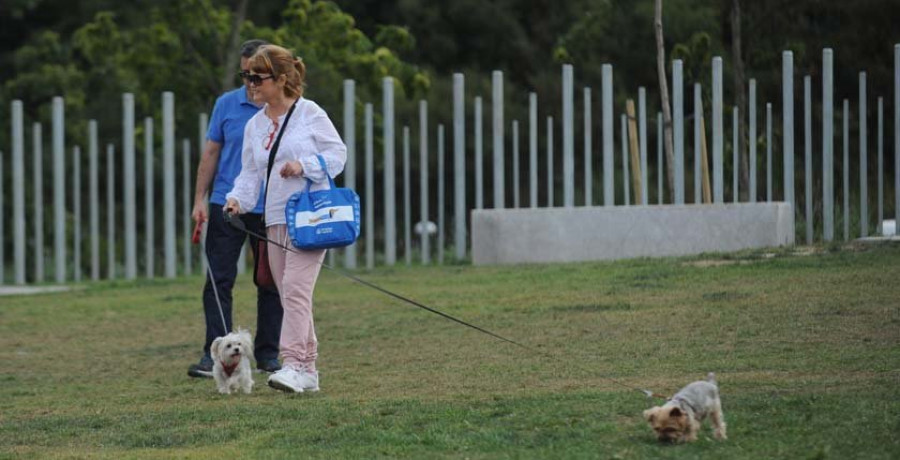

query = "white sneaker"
[[297, 370, 320, 392], [267, 365, 304, 393]]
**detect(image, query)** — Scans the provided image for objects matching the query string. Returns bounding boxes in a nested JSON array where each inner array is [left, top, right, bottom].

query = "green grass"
[[2, 243, 899, 459]]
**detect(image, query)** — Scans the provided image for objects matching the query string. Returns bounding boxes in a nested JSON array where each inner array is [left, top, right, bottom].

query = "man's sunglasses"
[[238, 71, 275, 86]]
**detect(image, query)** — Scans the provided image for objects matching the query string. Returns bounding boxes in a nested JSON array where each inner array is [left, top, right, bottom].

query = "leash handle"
[[192, 221, 203, 245]]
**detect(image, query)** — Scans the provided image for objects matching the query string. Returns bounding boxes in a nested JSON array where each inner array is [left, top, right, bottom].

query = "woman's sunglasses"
[[238, 71, 276, 86]]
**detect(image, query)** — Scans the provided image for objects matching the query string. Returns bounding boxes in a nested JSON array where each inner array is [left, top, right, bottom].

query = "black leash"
[[224, 211, 666, 400]]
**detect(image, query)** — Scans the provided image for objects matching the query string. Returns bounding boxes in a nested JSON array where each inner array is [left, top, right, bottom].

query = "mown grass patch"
[[2, 243, 898, 458]]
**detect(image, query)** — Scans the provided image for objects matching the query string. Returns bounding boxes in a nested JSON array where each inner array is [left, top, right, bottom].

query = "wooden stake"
[[626, 100, 643, 204], [700, 115, 712, 204]]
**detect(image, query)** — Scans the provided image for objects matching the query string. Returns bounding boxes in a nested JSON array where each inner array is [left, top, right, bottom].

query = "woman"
[[225, 44, 346, 393]]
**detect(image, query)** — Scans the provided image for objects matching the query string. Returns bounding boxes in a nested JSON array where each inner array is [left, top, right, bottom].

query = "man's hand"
[[191, 199, 208, 224]]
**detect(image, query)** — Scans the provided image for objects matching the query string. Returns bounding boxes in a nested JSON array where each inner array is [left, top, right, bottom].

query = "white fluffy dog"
[[211, 329, 254, 394]]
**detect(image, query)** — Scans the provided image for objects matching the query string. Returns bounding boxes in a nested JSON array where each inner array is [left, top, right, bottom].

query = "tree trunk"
[[220, 0, 249, 93], [731, 0, 749, 201], [655, 0, 675, 201]]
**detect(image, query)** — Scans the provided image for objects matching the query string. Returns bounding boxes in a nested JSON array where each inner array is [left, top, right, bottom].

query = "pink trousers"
[[266, 224, 325, 372]]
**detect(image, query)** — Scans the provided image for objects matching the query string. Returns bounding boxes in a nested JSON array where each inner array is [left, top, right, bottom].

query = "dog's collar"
[[670, 396, 699, 416], [220, 361, 239, 377]]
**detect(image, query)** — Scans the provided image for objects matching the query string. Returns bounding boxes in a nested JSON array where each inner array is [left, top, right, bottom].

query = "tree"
[[220, 0, 250, 93], [655, 0, 675, 200]]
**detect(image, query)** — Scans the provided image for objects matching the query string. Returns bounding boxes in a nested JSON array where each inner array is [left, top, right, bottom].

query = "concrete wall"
[[471, 203, 794, 265]]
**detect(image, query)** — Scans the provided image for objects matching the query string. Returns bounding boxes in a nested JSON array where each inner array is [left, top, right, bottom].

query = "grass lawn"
[[1, 243, 898, 459]]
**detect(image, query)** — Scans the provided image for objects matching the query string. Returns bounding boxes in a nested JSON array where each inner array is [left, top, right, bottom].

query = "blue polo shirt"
[[206, 86, 265, 213]]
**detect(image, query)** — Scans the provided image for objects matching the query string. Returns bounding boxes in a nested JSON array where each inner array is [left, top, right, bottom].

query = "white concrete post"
[[437, 124, 445, 264], [878, 97, 884, 235], [859, 72, 868, 237], [365, 103, 375, 269], [823, 49, 834, 241], [673, 60, 684, 204], [805, 76, 813, 244], [383, 77, 396, 265], [713, 57, 724, 203], [420, 101, 430, 265], [492, 71, 505, 209], [622, 114, 630, 205], [199, 113, 208, 273], [183, 139, 192, 274], [73, 146, 81, 282], [547, 116, 554, 207], [783, 51, 795, 209], [453, 74, 466, 260], [107, 143, 116, 280], [529, 93, 538, 208], [750, 79, 757, 203], [403, 126, 411, 265], [843, 99, 850, 241], [89, 120, 99, 280], [584, 88, 592, 206], [658, 112, 663, 204], [602, 64, 614, 206], [33, 122, 44, 283], [343, 80, 357, 269], [512, 120, 520, 208], [767, 103, 773, 202], [163, 92, 177, 277], [562, 64, 574, 207], [52, 97, 65, 283], [0, 151, 3, 284], [123, 93, 137, 280], [144, 117, 154, 278], [733, 107, 739, 203], [475, 96, 484, 210], [894, 44, 899, 235], [11, 101, 25, 284]]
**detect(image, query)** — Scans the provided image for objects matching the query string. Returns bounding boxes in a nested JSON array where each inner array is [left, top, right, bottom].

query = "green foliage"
[[264, 0, 428, 105], [6, 31, 85, 119], [0, 0, 426, 150], [671, 32, 713, 84], [0, 0, 429, 279]]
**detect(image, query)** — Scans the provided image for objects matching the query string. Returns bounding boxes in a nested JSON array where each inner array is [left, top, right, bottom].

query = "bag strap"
[[303, 154, 337, 192], [262, 100, 299, 223]]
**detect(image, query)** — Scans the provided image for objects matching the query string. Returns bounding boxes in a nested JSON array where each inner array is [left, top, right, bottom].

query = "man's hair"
[[240, 39, 269, 59]]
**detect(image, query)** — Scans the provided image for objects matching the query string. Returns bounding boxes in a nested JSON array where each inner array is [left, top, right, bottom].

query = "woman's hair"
[[248, 44, 306, 99]]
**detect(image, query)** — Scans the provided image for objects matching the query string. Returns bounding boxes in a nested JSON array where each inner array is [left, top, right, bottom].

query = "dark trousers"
[[202, 203, 282, 362]]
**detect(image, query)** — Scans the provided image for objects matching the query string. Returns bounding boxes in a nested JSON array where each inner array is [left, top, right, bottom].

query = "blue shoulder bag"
[[285, 155, 361, 250]]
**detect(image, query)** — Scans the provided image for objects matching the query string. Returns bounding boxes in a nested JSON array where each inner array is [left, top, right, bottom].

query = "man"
[[188, 39, 282, 378]]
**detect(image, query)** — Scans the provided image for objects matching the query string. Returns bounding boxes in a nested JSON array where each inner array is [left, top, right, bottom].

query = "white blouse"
[[227, 98, 347, 226]]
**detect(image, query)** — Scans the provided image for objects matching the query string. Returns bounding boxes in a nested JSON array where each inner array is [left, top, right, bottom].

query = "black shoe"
[[256, 358, 282, 373], [188, 354, 214, 379]]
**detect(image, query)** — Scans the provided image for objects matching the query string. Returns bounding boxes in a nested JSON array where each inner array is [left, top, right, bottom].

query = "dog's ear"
[[669, 407, 683, 418], [240, 330, 252, 345], [211, 337, 223, 359], [643, 408, 657, 422]]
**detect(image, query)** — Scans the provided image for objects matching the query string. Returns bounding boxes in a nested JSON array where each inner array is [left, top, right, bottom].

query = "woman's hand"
[[280, 160, 303, 178], [223, 198, 243, 216]]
